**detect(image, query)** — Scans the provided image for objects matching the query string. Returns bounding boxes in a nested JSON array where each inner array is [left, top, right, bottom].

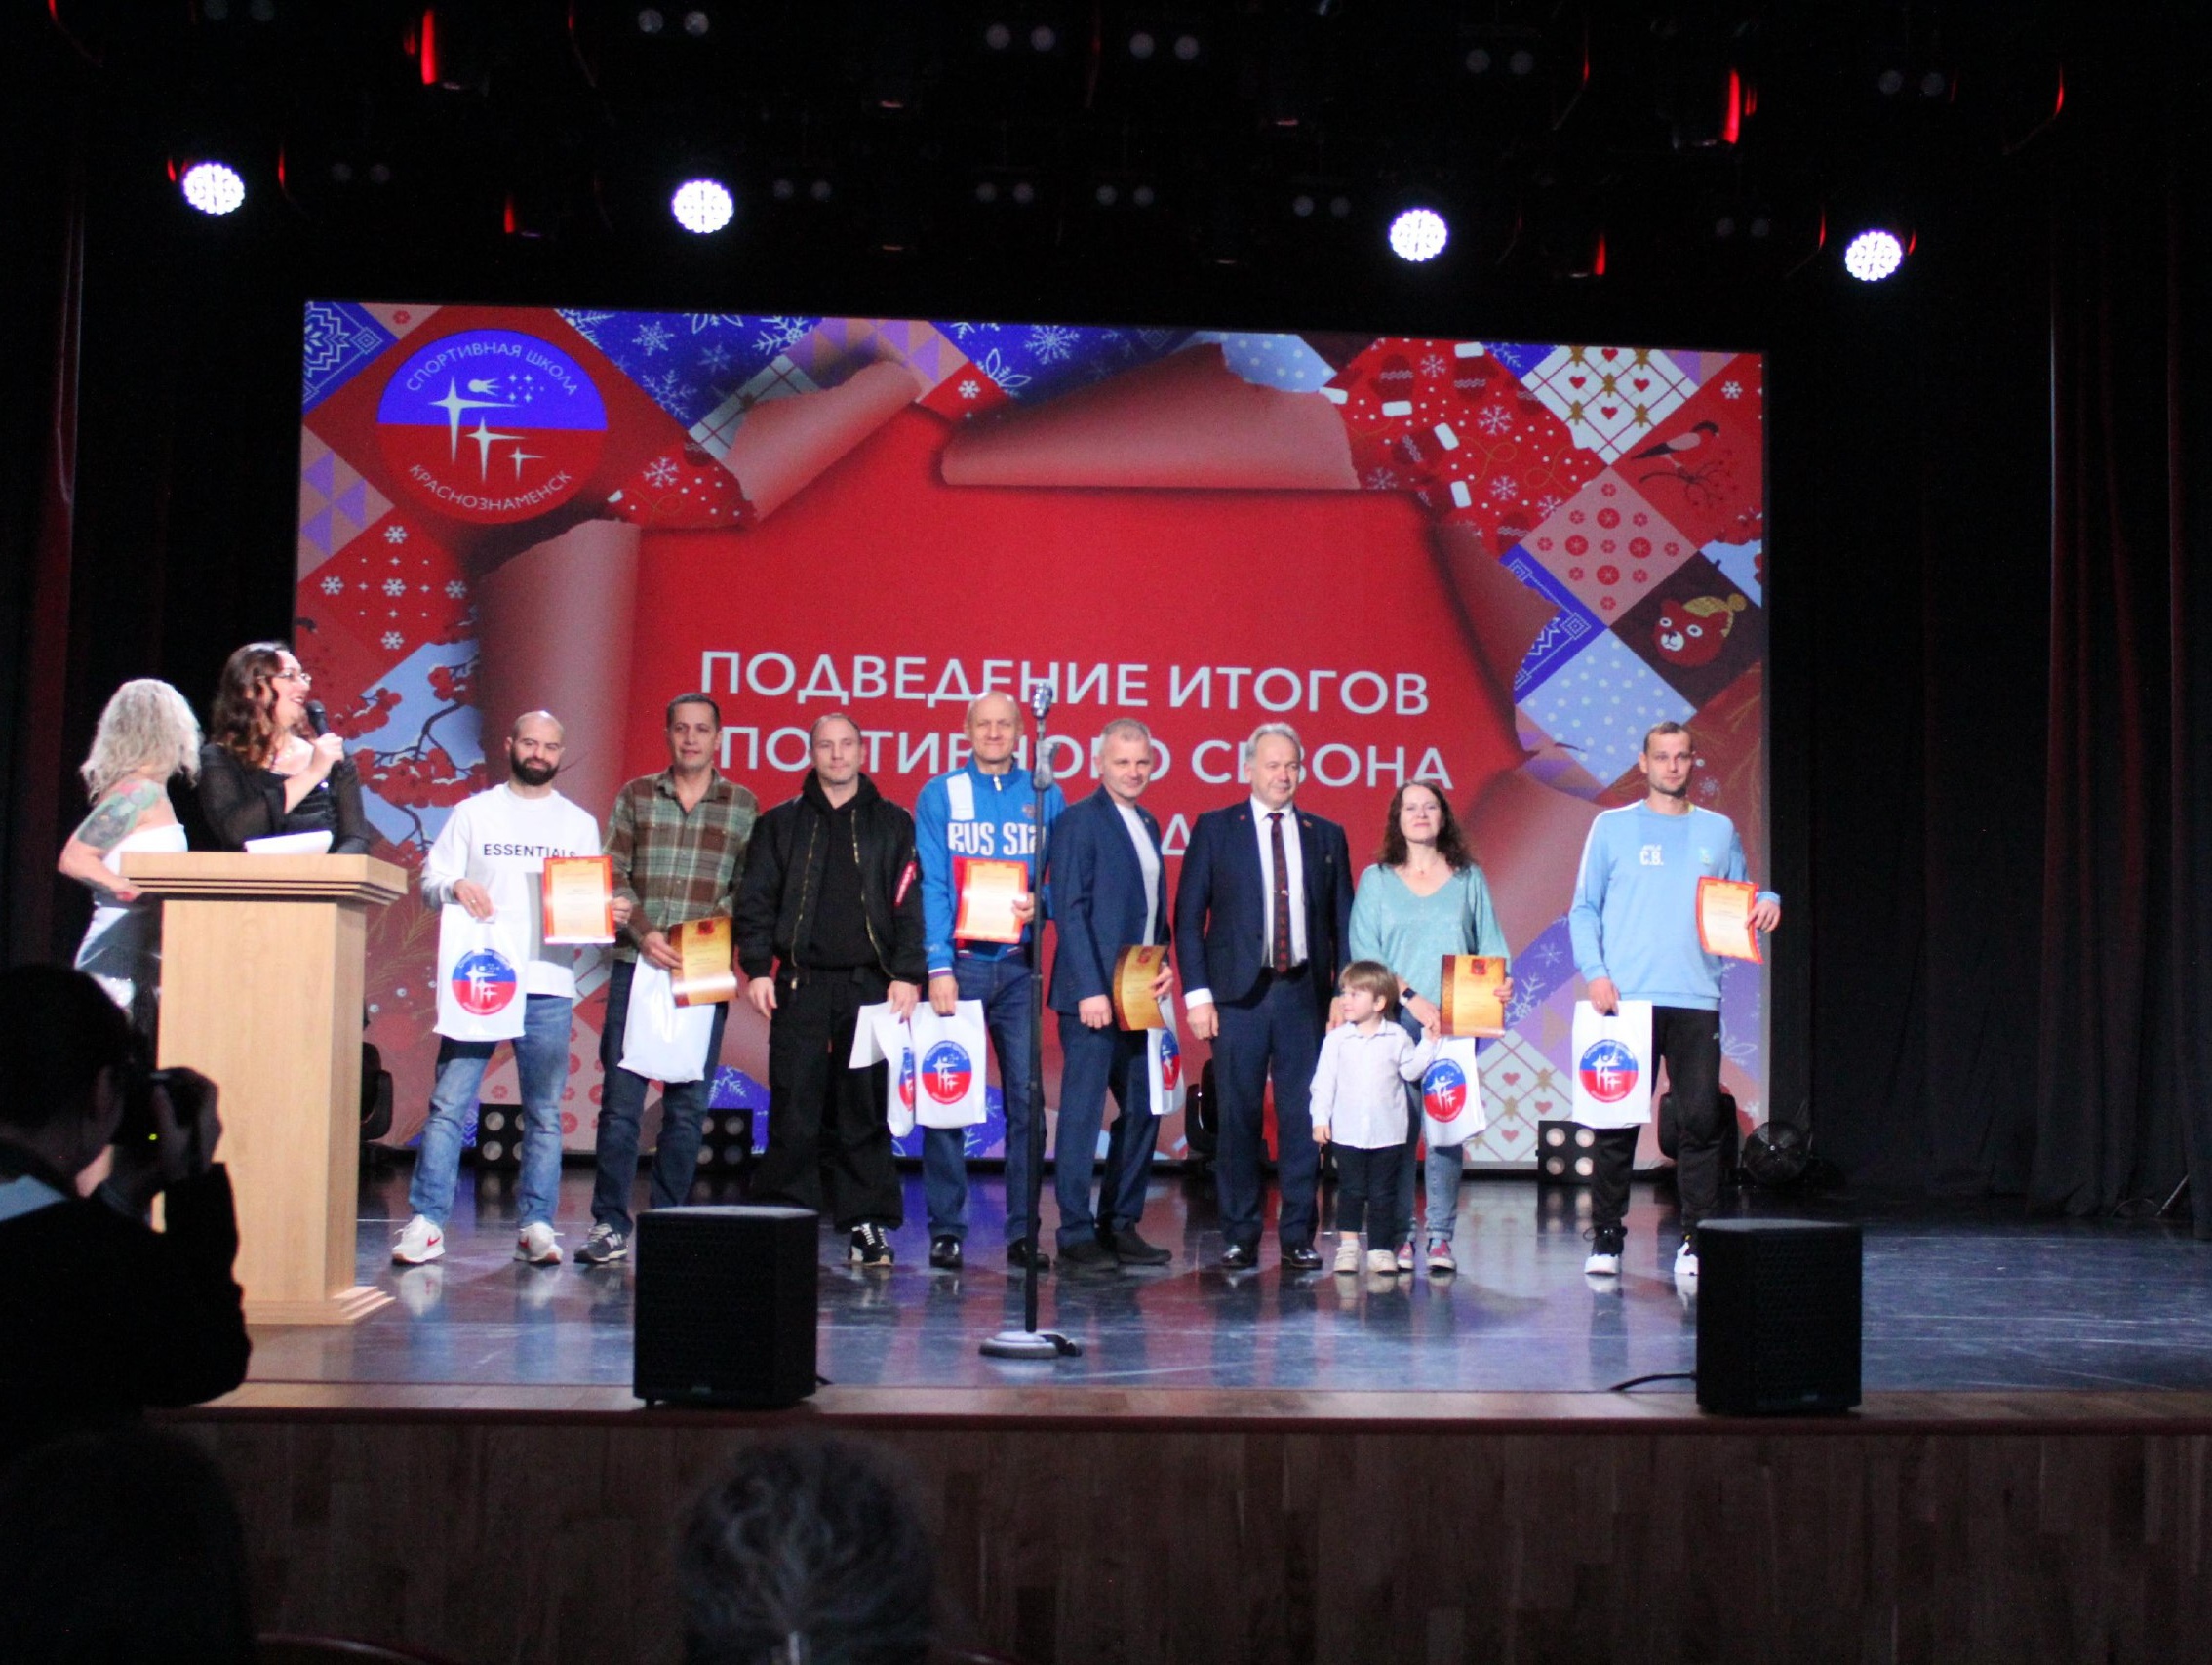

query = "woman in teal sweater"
[[1347, 781, 1510, 1273]]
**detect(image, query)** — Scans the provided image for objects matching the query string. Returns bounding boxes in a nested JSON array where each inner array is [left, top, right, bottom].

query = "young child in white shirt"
[[1312, 960, 1439, 1274]]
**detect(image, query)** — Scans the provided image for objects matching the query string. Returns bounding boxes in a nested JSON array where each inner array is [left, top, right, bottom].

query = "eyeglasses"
[[274, 668, 312, 686]]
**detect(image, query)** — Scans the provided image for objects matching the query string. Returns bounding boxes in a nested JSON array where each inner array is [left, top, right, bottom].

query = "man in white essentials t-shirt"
[[394, 711, 626, 1267]]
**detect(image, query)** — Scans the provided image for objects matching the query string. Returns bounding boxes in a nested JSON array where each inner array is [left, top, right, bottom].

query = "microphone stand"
[[981, 684, 1081, 1361]]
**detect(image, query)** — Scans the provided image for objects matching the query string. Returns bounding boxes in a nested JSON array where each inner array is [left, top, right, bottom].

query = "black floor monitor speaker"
[[1695, 1219, 1861, 1416], [635, 1205, 818, 1408]]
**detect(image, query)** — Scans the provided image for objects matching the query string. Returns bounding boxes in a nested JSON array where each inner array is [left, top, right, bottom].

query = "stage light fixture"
[[1031, 24, 1055, 51], [683, 9, 709, 36], [179, 160, 247, 217], [1843, 227, 1905, 281], [1388, 205, 1448, 262], [637, 7, 663, 33], [670, 177, 733, 233], [1129, 30, 1154, 59], [1172, 32, 1199, 60], [984, 21, 1011, 50]]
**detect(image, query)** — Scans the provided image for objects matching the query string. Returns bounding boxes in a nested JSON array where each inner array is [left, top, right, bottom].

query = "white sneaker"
[[1333, 1233, 1363, 1273], [392, 1214, 444, 1265], [1583, 1226, 1624, 1277], [1674, 1236, 1699, 1280], [516, 1221, 563, 1265], [1364, 1248, 1399, 1275]]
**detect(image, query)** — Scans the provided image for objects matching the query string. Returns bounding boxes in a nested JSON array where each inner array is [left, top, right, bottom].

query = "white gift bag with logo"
[[907, 1000, 989, 1129], [434, 906, 530, 1043], [1145, 1008, 1188, 1119], [1569, 1000, 1656, 1130], [1419, 1035, 1488, 1147], [619, 961, 715, 1083], [848, 1003, 920, 1138]]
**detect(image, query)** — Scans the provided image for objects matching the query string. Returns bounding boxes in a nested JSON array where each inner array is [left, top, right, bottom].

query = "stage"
[[171, 1166, 2212, 1663], [229, 1162, 2212, 1398]]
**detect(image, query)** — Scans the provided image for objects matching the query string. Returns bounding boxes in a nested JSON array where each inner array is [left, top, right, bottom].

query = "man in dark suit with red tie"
[[1173, 723, 1354, 1272]]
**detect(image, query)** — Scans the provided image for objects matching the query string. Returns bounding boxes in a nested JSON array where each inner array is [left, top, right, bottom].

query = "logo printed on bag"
[[920, 1040, 973, 1105], [1422, 1058, 1468, 1124], [451, 948, 519, 1016], [897, 1048, 916, 1111], [1159, 1028, 1182, 1091], [1578, 1038, 1639, 1104]]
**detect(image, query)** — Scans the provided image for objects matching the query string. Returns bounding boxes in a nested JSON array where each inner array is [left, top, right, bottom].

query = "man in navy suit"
[[1174, 722, 1353, 1272], [1046, 719, 1178, 1272]]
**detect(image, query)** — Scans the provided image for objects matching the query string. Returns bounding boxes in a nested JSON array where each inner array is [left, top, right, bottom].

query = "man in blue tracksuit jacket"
[[915, 692, 1066, 1271], [1568, 720, 1780, 1282]]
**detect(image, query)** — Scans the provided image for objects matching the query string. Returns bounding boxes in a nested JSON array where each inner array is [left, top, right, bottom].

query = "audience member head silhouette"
[[0, 1427, 254, 1665], [0, 962, 140, 1177], [678, 1435, 934, 1665]]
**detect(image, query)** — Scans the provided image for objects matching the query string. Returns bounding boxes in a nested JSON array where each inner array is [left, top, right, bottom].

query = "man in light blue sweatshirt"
[[914, 693, 1067, 1271], [1568, 721, 1780, 1281]]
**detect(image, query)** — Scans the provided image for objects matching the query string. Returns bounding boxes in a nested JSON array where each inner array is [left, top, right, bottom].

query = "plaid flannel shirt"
[[604, 769, 761, 962]]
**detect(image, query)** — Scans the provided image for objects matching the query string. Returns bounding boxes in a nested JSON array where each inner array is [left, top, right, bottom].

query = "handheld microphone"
[[304, 698, 330, 737]]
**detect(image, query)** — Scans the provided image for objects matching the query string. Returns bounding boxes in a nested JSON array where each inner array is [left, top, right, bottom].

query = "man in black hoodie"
[[0, 966, 249, 1461], [736, 713, 928, 1266]]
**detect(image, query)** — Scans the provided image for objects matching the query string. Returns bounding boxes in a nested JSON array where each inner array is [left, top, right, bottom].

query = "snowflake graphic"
[[444, 579, 467, 598], [1535, 493, 1564, 519], [1024, 324, 1078, 363], [944, 321, 999, 339], [319, 575, 343, 595], [1721, 380, 1742, 399], [752, 316, 809, 353], [640, 367, 694, 408], [1476, 406, 1514, 436], [1363, 466, 1400, 490], [1419, 353, 1448, 377], [384, 524, 409, 544], [970, 348, 1031, 392], [380, 631, 405, 651], [958, 378, 981, 400], [382, 577, 407, 597], [1528, 939, 1564, 968], [644, 456, 680, 488], [699, 342, 732, 374], [633, 320, 674, 356], [555, 309, 619, 347], [686, 313, 746, 333], [1487, 474, 1520, 502]]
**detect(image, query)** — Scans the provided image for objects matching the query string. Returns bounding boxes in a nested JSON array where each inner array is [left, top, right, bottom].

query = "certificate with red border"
[[954, 857, 1029, 944], [670, 915, 738, 1007], [540, 855, 614, 945], [1696, 878, 1762, 963]]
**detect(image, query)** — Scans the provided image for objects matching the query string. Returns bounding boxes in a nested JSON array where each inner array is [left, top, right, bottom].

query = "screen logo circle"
[[376, 329, 607, 524]]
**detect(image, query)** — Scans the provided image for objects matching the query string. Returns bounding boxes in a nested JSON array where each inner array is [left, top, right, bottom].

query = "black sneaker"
[[1104, 1227, 1173, 1266], [1058, 1239, 1121, 1274], [849, 1223, 894, 1268], [1007, 1239, 1051, 1272], [928, 1236, 963, 1271], [577, 1224, 627, 1266], [1584, 1225, 1626, 1277]]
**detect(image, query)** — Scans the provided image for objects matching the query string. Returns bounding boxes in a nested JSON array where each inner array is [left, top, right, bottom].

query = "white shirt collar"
[[1249, 795, 1296, 821]]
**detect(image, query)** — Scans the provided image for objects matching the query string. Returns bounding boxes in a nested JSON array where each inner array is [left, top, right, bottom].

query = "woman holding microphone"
[[1347, 780, 1510, 1273], [194, 643, 371, 855]]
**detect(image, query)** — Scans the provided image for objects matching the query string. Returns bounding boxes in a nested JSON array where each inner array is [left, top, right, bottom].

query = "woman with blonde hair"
[[194, 642, 369, 855], [58, 679, 202, 1027]]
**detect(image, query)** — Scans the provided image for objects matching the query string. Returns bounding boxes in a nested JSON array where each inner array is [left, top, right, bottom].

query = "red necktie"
[[1269, 812, 1293, 973]]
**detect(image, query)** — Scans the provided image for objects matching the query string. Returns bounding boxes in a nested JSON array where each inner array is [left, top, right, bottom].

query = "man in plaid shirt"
[[578, 693, 760, 1266]]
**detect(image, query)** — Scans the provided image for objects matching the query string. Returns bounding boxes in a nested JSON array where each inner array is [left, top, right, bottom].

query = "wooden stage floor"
[[164, 1165, 2212, 1663]]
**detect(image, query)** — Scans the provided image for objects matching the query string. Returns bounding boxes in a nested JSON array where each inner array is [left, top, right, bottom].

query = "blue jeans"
[[590, 957, 731, 1236], [410, 993, 573, 1231], [923, 955, 1036, 1244], [1052, 1011, 1161, 1251]]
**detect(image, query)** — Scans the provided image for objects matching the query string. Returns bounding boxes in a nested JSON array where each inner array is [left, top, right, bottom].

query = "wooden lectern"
[[122, 852, 409, 1325]]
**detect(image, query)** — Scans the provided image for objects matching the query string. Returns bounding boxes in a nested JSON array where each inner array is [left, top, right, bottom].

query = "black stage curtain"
[[0, 11, 2204, 1230]]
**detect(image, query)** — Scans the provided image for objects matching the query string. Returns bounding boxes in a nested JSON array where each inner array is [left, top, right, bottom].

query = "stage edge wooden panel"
[[167, 1391, 2212, 1665]]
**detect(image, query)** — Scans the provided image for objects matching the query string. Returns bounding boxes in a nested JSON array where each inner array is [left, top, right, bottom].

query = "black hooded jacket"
[[734, 773, 928, 985]]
